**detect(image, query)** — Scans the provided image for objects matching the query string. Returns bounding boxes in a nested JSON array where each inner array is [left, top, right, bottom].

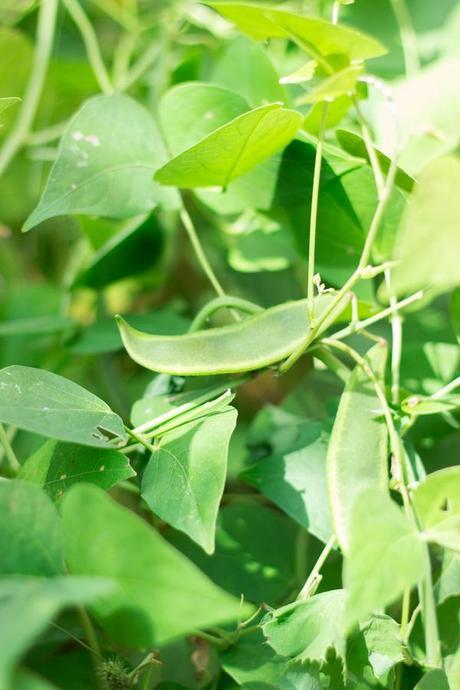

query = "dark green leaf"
[[19, 440, 135, 502], [0, 480, 63, 576], [142, 407, 237, 553], [62, 484, 249, 647], [0, 366, 127, 448]]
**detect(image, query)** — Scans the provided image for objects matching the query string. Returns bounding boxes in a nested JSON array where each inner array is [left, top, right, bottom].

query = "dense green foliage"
[[0, 0, 459, 688]]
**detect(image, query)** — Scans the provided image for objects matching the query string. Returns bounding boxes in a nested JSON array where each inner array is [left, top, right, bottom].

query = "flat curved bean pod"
[[116, 296, 335, 376], [327, 342, 389, 552]]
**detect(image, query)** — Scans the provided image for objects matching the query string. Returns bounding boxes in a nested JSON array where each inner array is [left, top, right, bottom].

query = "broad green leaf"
[[19, 440, 135, 503], [62, 484, 249, 647], [75, 213, 165, 289], [327, 343, 388, 551], [0, 366, 127, 448], [116, 295, 335, 376], [296, 65, 363, 105], [0, 315, 75, 338], [12, 670, 57, 690], [221, 629, 286, 689], [279, 664, 322, 690], [280, 61, 317, 85], [0, 576, 114, 690], [23, 95, 178, 232], [168, 504, 298, 604], [242, 419, 333, 543], [344, 488, 425, 628], [159, 83, 248, 156], [228, 216, 297, 273], [211, 36, 286, 106], [154, 103, 303, 189], [414, 670, 450, 690], [207, 4, 386, 61], [436, 551, 460, 603], [262, 590, 346, 663], [391, 156, 460, 297], [412, 467, 460, 551], [374, 58, 460, 173], [361, 615, 406, 679], [0, 2, 35, 26], [336, 129, 414, 192], [159, 82, 281, 213], [0, 29, 32, 131], [142, 407, 237, 553], [0, 481, 63, 576], [71, 309, 188, 356]]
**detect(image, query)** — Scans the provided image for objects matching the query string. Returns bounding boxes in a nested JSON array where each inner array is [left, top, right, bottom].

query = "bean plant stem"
[[297, 535, 336, 600], [390, 0, 420, 76], [431, 376, 460, 399], [353, 95, 385, 200], [63, 0, 114, 94], [307, 103, 329, 322], [0, 0, 58, 177], [281, 156, 398, 373], [0, 423, 20, 474], [179, 207, 226, 298], [190, 296, 263, 332], [78, 607, 106, 690]]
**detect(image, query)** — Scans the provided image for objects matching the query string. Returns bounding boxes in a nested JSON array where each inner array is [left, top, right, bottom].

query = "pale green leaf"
[[391, 156, 460, 297], [207, 4, 386, 61], [23, 94, 178, 232], [19, 440, 135, 503], [0, 95, 20, 117], [0, 366, 127, 448], [62, 484, 250, 648], [142, 407, 237, 553], [327, 343, 389, 551], [435, 551, 460, 604], [0, 480, 63, 576], [401, 393, 460, 416], [154, 103, 303, 189], [159, 82, 282, 212], [0, 576, 114, 689], [361, 615, 406, 679], [296, 65, 363, 105], [116, 295, 335, 376], [344, 488, 425, 628], [262, 590, 346, 663], [412, 467, 460, 552]]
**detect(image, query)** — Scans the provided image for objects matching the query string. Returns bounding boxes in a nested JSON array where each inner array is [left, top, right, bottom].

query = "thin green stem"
[[280, 157, 398, 374], [26, 119, 69, 146], [353, 95, 386, 200], [330, 289, 423, 342], [390, 0, 420, 76], [400, 587, 411, 644], [180, 207, 226, 298], [0, 423, 20, 474], [385, 270, 403, 405], [297, 535, 336, 600], [125, 427, 156, 454], [112, 31, 137, 90], [78, 607, 106, 690], [63, 0, 114, 94], [431, 376, 460, 399], [0, 0, 58, 177], [307, 103, 329, 322], [121, 41, 162, 90], [189, 296, 263, 332]]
